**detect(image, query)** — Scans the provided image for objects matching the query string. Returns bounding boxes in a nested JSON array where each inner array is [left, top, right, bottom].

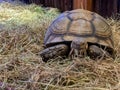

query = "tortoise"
[[40, 9, 115, 62]]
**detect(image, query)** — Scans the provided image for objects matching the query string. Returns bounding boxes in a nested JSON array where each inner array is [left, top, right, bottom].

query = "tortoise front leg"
[[87, 45, 111, 60], [39, 44, 69, 62]]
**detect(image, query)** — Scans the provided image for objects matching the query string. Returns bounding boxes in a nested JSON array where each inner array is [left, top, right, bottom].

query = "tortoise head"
[[69, 38, 88, 58]]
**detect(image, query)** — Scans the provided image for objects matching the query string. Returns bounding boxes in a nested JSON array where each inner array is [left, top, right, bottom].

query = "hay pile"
[[0, 2, 120, 90]]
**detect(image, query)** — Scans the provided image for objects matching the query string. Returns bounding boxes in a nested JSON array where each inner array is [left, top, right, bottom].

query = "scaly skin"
[[87, 45, 111, 60], [69, 39, 88, 58], [39, 44, 69, 62]]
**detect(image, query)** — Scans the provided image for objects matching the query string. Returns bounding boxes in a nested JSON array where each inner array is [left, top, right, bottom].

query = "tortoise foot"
[[87, 45, 110, 60], [39, 44, 69, 62]]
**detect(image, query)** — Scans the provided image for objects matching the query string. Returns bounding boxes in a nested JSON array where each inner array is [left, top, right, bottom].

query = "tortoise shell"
[[44, 9, 114, 49]]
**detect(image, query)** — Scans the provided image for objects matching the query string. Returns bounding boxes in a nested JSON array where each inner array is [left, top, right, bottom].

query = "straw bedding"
[[0, 2, 120, 90]]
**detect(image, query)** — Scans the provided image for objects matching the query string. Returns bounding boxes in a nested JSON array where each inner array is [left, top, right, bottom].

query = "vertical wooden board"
[[73, 0, 93, 11], [54, 0, 57, 8], [93, 0, 117, 17], [67, 0, 73, 10], [61, 0, 64, 11], [87, 0, 93, 11], [51, 0, 54, 6], [44, 0, 47, 6], [73, 0, 78, 9], [117, 0, 120, 13], [64, 0, 68, 11]]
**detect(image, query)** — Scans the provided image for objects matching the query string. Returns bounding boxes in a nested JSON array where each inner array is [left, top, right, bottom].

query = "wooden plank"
[[51, 0, 54, 6], [64, 0, 68, 11], [73, 0, 81, 9], [87, 0, 93, 11], [27, 0, 118, 17], [93, 0, 117, 17], [73, 0, 93, 11], [67, 0, 73, 11], [118, 0, 120, 13]]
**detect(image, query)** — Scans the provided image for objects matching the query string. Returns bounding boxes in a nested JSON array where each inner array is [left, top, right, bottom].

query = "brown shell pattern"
[[44, 9, 114, 48]]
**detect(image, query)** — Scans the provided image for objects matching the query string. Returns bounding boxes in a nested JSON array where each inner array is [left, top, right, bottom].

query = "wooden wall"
[[93, 0, 118, 17], [73, 0, 93, 11], [118, 0, 120, 13], [29, 0, 73, 11], [27, 0, 119, 17], [42, 0, 73, 11]]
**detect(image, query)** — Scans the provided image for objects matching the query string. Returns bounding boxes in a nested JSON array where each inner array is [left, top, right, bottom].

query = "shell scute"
[[44, 9, 114, 49]]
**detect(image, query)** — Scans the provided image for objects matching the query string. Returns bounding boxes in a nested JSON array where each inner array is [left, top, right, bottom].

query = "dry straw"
[[0, 2, 120, 90]]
